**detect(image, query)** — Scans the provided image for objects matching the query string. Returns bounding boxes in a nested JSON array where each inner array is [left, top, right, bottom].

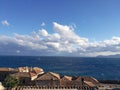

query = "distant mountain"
[[97, 54, 120, 58]]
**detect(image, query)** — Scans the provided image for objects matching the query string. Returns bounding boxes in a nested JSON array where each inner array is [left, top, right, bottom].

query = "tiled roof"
[[84, 81, 96, 87], [33, 67, 44, 74], [11, 72, 30, 78], [61, 76, 72, 81], [90, 77, 99, 83], [82, 76, 99, 84], [0, 68, 9, 71], [36, 72, 60, 80], [0, 68, 17, 72], [72, 76, 79, 81], [49, 72, 60, 79], [29, 72, 37, 77], [74, 76, 82, 81]]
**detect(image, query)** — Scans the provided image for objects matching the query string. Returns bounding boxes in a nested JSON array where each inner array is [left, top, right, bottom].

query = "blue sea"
[[0, 56, 120, 80]]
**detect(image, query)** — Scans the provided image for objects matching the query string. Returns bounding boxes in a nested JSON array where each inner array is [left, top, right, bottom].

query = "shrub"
[[3, 76, 19, 88]]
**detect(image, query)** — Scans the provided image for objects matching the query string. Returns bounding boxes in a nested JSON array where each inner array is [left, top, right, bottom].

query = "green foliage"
[[3, 75, 19, 88]]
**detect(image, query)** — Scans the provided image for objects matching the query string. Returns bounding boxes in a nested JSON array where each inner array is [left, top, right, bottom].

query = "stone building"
[[34, 72, 99, 89], [60, 75, 72, 87], [33, 67, 44, 75], [35, 72, 60, 87], [30, 72, 38, 81], [10, 67, 44, 85], [0, 67, 44, 83], [0, 67, 99, 89]]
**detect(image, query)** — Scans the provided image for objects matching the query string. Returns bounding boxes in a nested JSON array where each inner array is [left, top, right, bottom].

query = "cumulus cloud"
[[1, 20, 10, 26], [39, 29, 48, 36], [0, 22, 120, 56], [53, 22, 88, 45]]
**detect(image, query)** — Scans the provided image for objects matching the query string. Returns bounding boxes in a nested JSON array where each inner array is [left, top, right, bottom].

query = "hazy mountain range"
[[97, 54, 120, 58]]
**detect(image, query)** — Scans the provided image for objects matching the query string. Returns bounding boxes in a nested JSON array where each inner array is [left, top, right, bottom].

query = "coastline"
[[0, 66, 99, 90], [0, 66, 120, 90], [0, 56, 120, 80]]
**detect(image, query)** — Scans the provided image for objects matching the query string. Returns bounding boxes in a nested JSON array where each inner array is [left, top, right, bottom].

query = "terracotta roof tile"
[[33, 67, 44, 74], [36, 72, 60, 80], [29, 72, 37, 77], [11, 72, 30, 78], [0, 68, 9, 71], [49, 72, 60, 79], [84, 81, 96, 87], [61, 76, 72, 81], [0, 68, 17, 72]]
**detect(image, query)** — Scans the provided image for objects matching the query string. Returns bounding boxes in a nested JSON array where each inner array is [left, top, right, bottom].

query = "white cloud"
[[0, 22, 120, 56], [41, 22, 45, 26], [39, 29, 48, 36], [53, 22, 88, 45], [46, 42, 60, 49], [1, 20, 10, 26]]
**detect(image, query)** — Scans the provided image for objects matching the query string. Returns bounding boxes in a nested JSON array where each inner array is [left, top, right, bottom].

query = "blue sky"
[[0, 0, 120, 56]]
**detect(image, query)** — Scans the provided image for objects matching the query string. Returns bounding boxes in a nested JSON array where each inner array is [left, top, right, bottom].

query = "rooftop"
[[61, 76, 72, 81], [36, 72, 60, 80], [11, 72, 30, 78], [33, 67, 44, 74], [84, 81, 96, 87], [0, 68, 18, 72]]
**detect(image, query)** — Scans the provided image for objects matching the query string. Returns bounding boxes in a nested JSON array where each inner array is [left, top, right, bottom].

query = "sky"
[[0, 0, 120, 56]]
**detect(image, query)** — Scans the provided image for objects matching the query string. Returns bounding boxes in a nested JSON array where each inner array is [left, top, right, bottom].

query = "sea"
[[0, 56, 120, 80]]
